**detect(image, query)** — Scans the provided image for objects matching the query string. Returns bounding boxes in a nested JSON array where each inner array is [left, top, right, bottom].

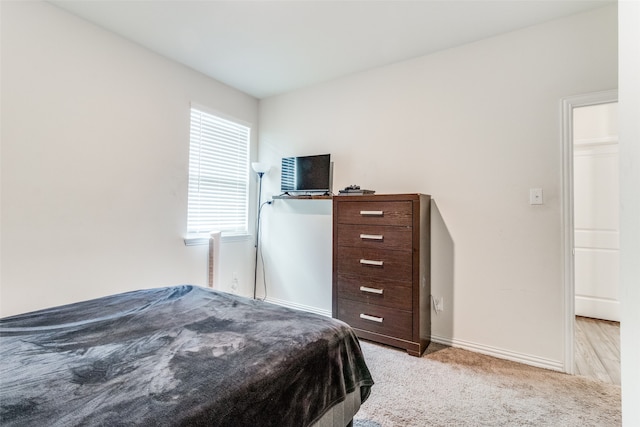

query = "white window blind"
[[187, 107, 250, 236]]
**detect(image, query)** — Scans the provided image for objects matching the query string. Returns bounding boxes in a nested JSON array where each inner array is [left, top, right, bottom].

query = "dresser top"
[[333, 193, 431, 202]]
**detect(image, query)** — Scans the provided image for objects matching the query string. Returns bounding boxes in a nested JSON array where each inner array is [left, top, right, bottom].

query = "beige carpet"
[[354, 341, 621, 426]]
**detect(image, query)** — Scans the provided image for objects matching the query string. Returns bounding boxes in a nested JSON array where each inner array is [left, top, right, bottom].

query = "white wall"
[[257, 199, 333, 315], [0, 1, 259, 316], [258, 5, 618, 368], [619, 1, 640, 424]]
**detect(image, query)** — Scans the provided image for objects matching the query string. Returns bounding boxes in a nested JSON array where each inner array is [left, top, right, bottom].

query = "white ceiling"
[[50, 0, 614, 99]]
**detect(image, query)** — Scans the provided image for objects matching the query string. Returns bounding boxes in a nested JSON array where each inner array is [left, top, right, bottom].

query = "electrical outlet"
[[434, 297, 444, 313], [529, 188, 543, 205], [231, 272, 238, 292]]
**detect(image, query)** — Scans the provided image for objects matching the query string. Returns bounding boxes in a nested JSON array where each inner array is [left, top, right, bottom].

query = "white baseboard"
[[431, 334, 565, 372], [264, 296, 332, 318], [262, 298, 564, 373], [575, 296, 620, 322]]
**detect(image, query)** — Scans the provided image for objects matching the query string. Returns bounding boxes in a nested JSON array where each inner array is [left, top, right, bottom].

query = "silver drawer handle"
[[360, 286, 383, 295], [360, 259, 384, 266], [360, 210, 384, 216], [360, 234, 383, 240], [360, 313, 383, 323]]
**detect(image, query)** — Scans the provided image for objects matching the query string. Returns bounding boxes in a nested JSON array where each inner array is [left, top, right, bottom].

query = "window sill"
[[184, 233, 252, 246]]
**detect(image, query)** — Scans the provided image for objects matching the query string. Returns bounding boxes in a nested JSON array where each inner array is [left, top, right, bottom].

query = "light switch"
[[529, 188, 543, 205]]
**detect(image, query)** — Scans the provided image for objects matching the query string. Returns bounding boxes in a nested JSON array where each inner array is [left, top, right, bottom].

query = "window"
[[187, 106, 250, 237]]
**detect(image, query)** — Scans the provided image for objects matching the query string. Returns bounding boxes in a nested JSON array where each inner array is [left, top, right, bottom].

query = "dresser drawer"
[[337, 246, 412, 282], [337, 274, 412, 311], [337, 298, 412, 341], [337, 224, 412, 252], [336, 201, 413, 226]]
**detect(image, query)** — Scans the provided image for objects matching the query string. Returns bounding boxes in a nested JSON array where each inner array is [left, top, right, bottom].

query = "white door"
[[573, 102, 619, 322]]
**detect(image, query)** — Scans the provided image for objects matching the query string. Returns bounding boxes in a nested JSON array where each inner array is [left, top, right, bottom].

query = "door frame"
[[561, 89, 618, 374]]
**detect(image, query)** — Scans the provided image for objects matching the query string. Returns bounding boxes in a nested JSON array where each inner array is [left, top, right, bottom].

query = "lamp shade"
[[251, 162, 271, 174]]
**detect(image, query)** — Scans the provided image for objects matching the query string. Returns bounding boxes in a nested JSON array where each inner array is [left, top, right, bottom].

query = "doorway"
[[561, 90, 619, 378], [573, 102, 619, 322], [572, 102, 620, 384]]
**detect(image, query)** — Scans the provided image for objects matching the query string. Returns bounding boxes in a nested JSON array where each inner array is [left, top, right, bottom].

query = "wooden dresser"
[[332, 193, 431, 356]]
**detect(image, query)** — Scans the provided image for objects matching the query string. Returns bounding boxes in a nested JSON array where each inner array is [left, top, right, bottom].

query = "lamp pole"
[[253, 171, 265, 299]]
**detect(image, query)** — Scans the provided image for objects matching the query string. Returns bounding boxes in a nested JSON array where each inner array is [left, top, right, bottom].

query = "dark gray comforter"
[[0, 285, 373, 426]]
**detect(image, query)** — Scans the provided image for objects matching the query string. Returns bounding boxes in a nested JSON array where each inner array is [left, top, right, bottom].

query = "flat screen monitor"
[[281, 154, 332, 194]]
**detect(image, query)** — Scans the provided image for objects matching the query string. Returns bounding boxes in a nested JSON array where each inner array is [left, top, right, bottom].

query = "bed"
[[0, 285, 373, 426]]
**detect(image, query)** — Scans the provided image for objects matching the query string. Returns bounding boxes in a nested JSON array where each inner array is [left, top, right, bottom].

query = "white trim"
[[573, 135, 618, 146], [560, 89, 618, 375], [263, 296, 332, 317], [265, 299, 566, 371], [573, 145, 619, 157], [575, 296, 621, 322], [258, 299, 564, 371], [184, 233, 251, 246], [431, 334, 564, 372]]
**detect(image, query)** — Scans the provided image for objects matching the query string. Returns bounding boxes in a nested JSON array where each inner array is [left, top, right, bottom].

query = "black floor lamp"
[[251, 162, 270, 299]]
